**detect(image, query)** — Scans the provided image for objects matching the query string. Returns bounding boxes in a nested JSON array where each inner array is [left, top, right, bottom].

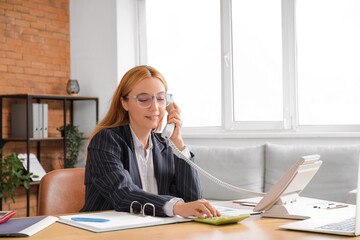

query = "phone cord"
[[169, 140, 265, 197]]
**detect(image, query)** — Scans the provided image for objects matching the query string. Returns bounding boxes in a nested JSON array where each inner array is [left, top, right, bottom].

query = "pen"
[[71, 217, 110, 222], [326, 204, 348, 209], [233, 201, 257, 207], [313, 203, 348, 209]]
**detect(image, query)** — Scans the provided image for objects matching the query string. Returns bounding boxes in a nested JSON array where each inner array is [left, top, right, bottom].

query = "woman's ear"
[[120, 97, 129, 111]]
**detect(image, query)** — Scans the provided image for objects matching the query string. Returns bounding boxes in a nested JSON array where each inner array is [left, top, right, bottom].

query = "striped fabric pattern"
[[80, 124, 202, 217]]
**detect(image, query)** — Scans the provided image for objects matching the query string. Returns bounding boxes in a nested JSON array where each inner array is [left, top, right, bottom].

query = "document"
[[0, 216, 58, 237], [18, 153, 47, 181], [58, 211, 191, 233]]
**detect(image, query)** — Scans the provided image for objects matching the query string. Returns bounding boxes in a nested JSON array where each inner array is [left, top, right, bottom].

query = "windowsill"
[[181, 127, 360, 139]]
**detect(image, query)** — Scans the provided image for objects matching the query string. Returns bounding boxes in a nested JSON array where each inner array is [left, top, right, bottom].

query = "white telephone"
[[161, 101, 264, 197], [161, 103, 175, 139]]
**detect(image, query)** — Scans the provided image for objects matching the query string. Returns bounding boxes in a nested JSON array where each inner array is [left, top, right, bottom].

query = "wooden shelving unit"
[[0, 94, 98, 216]]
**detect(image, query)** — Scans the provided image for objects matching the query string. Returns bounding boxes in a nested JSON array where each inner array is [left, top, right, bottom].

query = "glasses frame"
[[125, 93, 173, 108]]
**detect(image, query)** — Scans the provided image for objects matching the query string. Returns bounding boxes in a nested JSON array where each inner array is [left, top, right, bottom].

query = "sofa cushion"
[[347, 189, 357, 204], [189, 145, 264, 200], [265, 143, 360, 203]]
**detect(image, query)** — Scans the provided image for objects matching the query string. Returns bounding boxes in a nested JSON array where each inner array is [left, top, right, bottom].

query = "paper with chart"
[[58, 211, 171, 232]]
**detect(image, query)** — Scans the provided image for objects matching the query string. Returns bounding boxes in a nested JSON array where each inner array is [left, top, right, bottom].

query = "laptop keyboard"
[[317, 217, 355, 232]]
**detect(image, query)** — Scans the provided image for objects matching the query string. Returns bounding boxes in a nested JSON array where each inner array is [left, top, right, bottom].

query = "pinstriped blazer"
[[80, 124, 202, 216]]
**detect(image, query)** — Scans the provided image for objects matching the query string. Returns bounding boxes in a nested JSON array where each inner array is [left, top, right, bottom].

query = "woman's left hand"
[[167, 102, 185, 150]]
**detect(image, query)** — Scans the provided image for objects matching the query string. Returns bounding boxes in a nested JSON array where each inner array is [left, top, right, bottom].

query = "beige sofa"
[[189, 143, 360, 204]]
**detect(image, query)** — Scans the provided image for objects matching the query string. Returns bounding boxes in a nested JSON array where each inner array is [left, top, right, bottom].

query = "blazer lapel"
[[151, 133, 168, 194], [117, 125, 143, 188], [128, 151, 143, 189]]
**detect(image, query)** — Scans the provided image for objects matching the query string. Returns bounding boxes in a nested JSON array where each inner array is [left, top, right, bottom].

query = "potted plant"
[[57, 124, 84, 168], [0, 149, 38, 203]]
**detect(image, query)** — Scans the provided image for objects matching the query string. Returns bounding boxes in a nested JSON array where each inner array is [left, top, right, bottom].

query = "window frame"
[[137, 0, 360, 137]]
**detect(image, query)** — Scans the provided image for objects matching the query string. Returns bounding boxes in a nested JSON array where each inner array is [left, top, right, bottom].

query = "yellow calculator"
[[194, 214, 250, 225]]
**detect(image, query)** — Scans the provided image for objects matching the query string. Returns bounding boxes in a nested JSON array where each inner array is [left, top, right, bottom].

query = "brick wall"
[[0, 0, 70, 216], [2, 186, 38, 216]]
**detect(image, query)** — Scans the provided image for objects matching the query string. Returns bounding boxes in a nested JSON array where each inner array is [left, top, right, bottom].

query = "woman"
[[81, 65, 220, 218]]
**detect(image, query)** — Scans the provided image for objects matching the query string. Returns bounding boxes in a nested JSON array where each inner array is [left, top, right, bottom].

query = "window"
[[140, 0, 360, 133], [232, 0, 283, 122], [296, 0, 360, 126], [145, 0, 221, 127]]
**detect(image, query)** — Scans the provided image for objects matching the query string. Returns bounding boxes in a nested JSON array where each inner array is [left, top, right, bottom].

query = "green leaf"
[[57, 124, 83, 168], [24, 181, 30, 189], [0, 148, 38, 203]]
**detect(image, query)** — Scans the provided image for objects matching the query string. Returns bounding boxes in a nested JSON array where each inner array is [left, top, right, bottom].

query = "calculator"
[[194, 214, 250, 225]]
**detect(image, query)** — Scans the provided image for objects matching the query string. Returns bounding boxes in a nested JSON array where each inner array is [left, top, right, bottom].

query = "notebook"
[[0, 216, 58, 237], [279, 154, 360, 236]]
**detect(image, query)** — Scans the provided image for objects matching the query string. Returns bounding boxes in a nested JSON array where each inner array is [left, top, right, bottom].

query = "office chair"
[[38, 168, 85, 215]]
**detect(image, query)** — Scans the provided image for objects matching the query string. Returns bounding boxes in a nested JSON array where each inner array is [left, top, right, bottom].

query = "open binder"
[[58, 201, 191, 233], [58, 201, 251, 233]]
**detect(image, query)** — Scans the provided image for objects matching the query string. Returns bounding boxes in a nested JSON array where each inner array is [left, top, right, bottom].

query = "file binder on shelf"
[[37, 103, 42, 138], [33, 103, 40, 138], [42, 103, 48, 138], [11, 103, 38, 138], [11, 103, 48, 139]]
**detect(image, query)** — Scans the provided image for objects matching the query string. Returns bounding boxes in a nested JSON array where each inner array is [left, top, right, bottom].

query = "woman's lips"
[[146, 115, 159, 120]]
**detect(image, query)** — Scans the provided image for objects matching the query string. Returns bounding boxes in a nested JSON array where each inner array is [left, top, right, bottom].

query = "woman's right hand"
[[173, 199, 221, 219]]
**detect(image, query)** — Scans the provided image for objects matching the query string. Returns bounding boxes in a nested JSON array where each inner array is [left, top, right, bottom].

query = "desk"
[[4, 201, 360, 240]]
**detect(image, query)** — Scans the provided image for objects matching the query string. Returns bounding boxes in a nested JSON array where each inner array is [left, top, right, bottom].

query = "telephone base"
[[261, 204, 311, 220]]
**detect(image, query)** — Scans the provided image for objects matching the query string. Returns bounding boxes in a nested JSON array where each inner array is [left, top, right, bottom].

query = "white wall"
[[70, 0, 118, 120], [69, 0, 138, 166], [117, 0, 139, 81], [70, 0, 138, 121]]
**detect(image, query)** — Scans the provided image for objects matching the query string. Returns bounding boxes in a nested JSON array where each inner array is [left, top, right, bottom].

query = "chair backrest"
[[38, 168, 85, 215]]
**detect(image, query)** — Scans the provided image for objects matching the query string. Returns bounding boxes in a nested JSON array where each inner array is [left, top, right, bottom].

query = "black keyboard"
[[317, 217, 355, 232]]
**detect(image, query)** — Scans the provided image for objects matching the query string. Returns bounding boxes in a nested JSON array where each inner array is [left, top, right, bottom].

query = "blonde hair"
[[86, 65, 168, 157]]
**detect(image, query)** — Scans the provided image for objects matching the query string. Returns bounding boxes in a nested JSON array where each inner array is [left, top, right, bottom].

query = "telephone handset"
[[161, 103, 175, 139], [161, 101, 264, 197]]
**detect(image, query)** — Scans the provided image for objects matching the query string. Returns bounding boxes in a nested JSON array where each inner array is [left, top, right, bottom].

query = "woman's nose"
[[149, 97, 159, 110]]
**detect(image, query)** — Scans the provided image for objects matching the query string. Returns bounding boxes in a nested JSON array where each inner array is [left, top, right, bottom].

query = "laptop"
[[279, 155, 360, 236]]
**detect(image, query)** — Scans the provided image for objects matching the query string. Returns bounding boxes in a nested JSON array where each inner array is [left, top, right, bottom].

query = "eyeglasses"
[[125, 93, 173, 108]]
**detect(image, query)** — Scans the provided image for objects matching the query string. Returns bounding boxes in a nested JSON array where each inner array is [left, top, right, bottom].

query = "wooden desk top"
[[4, 202, 360, 240]]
